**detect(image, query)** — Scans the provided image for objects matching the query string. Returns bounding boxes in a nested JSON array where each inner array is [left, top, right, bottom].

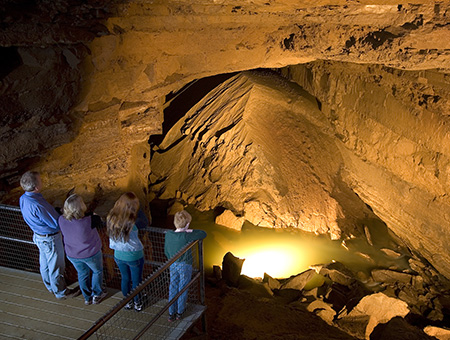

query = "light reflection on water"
[[188, 207, 409, 279]]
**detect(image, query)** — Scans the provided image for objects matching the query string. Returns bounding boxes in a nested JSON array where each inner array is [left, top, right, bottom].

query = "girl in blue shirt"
[[107, 192, 144, 312]]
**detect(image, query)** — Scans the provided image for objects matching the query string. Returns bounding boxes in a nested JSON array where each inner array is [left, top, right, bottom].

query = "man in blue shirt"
[[20, 171, 79, 299]]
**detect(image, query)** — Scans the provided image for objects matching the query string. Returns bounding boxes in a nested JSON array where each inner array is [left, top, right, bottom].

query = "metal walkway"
[[0, 266, 119, 339], [0, 266, 206, 340]]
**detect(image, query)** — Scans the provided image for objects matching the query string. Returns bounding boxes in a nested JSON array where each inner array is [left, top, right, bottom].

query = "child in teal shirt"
[[165, 210, 206, 321]]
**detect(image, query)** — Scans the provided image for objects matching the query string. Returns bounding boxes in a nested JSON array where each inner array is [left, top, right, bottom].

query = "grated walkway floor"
[[0, 266, 206, 340]]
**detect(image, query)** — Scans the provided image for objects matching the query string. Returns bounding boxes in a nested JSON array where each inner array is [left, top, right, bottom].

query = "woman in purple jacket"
[[59, 194, 106, 305]]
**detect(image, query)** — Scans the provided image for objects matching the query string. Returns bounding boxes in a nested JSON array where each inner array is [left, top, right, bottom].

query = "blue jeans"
[[169, 262, 192, 315], [68, 251, 103, 302], [33, 232, 67, 299], [115, 257, 144, 303]]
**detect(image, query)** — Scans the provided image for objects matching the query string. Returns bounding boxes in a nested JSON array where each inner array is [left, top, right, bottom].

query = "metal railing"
[[0, 204, 167, 287], [0, 204, 206, 339], [0, 204, 40, 272], [80, 239, 205, 339]]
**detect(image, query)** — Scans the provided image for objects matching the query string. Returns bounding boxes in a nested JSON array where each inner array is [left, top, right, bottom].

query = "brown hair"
[[107, 192, 140, 242]]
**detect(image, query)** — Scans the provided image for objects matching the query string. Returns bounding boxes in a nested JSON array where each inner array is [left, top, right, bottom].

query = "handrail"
[[133, 271, 201, 339], [78, 239, 201, 340], [0, 203, 21, 212]]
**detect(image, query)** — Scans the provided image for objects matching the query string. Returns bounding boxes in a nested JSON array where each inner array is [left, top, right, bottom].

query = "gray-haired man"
[[19, 171, 79, 299]]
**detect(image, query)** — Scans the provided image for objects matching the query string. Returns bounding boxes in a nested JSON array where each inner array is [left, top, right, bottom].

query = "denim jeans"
[[169, 262, 192, 315], [33, 232, 67, 299], [115, 257, 144, 303], [67, 251, 103, 302]]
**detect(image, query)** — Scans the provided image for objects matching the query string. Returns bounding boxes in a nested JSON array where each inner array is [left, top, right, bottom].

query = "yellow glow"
[[239, 244, 303, 278]]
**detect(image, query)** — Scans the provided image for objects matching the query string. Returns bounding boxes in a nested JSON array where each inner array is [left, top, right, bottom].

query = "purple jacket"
[[58, 215, 102, 259]]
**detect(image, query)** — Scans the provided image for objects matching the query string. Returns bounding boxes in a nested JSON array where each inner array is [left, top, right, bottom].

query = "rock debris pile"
[[216, 251, 450, 340]]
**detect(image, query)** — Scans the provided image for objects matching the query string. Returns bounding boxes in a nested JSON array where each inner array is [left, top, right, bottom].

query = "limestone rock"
[[263, 272, 281, 290], [167, 201, 185, 216], [380, 248, 402, 258], [213, 265, 222, 281], [150, 71, 356, 238], [364, 225, 373, 246], [238, 275, 273, 298], [424, 326, 450, 340], [337, 292, 410, 340], [307, 300, 336, 326], [397, 286, 420, 306], [371, 269, 413, 284], [280, 269, 316, 291], [370, 317, 438, 340], [222, 252, 244, 287], [284, 62, 450, 279], [215, 210, 244, 231], [319, 262, 357, 286]]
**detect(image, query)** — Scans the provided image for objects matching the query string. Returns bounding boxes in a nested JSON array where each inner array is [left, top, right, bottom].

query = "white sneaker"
[[92, 291, 108, 304]]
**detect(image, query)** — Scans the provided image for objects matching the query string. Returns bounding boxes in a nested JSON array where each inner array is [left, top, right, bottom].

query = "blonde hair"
[[63, 194, 87, 221], [174, 210, 192, 229], [107, 192, 139, 242]]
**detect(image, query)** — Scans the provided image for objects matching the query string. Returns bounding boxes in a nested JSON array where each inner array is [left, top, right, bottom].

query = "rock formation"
[[281, 61, 450, 280], [1, 1, 450, 280], [150, 71, 377, 239]]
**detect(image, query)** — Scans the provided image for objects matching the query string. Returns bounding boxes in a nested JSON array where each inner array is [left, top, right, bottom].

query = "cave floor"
[[181, 282, 358, 340]]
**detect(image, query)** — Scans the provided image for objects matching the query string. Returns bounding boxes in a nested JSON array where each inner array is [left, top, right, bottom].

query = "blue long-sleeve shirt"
[[20, 192, 60, 235]]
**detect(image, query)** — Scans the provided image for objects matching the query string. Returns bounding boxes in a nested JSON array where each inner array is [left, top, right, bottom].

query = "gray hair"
[[174, 210, 192, 229], [20, 171, 40, 192], [63, 194, 87, 221]]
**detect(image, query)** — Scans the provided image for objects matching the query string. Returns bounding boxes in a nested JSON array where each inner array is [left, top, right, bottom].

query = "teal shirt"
[[111, 225, 144, 261], [164, 229, 207, 263]]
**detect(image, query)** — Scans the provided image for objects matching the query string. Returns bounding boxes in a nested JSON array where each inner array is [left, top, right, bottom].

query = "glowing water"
[[188, 208, 408, 279]]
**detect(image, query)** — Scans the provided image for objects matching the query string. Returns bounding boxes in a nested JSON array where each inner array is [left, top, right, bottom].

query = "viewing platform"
[[0, 204, 206, 339]]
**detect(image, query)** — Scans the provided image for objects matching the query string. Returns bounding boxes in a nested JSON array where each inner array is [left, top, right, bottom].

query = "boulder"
[[409, 258, 427, 272], [222, 252, 245, 287], [307, 300, 336, 326], [319, 262, 357, 286], [238, 275, 273, 298], [370, 317, 438, 340], [371, 269, 413, 284], [324, 281, 369, 314], [364, 225, 373, 246], [274, 288, 302, 304], [424, 326, 450, 340], [337, 292, 410, 339], [412, 275, 426, 293], [398, 285, 421, 306], [280, 269, 316, 291], [215, 209, 244, 231], [336, 314, 370, 339], [380, 248, 402, 258], [213, 265, 222, 281], [263, 272, 281, 290]]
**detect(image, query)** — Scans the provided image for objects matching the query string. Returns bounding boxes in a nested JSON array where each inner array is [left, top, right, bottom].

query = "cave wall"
[[282, 62, 450, 278], [1, 2, 450, 272]]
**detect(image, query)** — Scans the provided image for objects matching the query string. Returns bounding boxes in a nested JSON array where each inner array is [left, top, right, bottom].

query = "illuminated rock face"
[[150, 71, 373, 239], [282, 62, 450, 283], [1, 1, 450, 276]]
